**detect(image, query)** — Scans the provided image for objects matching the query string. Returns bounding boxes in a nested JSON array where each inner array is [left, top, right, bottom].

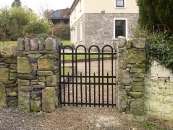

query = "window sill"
[[115, 7, 126, 9]]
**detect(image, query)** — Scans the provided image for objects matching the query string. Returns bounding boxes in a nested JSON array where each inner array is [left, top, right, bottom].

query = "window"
[[114, 19, 127, 39], [116, 0, 124, 7], [80, 22, 82, 41]]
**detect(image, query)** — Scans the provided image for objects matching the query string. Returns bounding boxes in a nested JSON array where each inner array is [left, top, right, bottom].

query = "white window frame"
[[75, 26, 77, 43], [80, 21, 82, 41], [79, 0, 82, 12], [115, 0, 126, 8], [114, 18, 128, 39], [74, 8, 76, 19]]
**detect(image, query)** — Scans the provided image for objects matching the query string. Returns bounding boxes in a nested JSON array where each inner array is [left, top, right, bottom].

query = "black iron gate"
[[59, 44, 117, 107]]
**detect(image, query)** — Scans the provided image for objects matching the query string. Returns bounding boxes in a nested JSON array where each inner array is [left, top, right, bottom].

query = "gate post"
[[116, 37, 146, 115], [17, 38, 60, 112]]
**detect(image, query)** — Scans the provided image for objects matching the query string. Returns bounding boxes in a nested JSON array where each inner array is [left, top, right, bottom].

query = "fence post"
[[116, 36, 146, 115], [17, 38, 60, 112]]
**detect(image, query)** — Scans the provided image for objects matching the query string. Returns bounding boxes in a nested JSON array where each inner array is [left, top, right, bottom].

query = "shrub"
[[36, 33, 49, 40], [53, 22, 70, 40]]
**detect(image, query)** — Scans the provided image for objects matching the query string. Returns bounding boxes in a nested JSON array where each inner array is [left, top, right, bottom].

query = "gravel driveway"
[[1, 106, 173, 130]]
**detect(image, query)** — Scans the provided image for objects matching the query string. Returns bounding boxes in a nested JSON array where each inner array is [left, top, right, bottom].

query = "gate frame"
[[59, 44, 117, 107]]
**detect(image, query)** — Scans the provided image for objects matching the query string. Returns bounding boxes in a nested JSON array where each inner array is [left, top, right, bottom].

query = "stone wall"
[[71, 13, 139, 48], [0, 38, 59, 112], [116, 37, 146, 115], [145, 61, 173, 120], [0, 46, 17, 107]]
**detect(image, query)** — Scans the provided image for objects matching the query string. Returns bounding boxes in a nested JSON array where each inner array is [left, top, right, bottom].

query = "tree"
[[11, 0, 21, 7], [155, 0, 173, 33], [0, 6, 51, 41], [137, 0, 173, 33], [137, 0, 161, 32]]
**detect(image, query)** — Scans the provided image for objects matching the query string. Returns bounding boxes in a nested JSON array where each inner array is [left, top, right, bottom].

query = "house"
[[69, 0, 139, 48], [48, 9, 69, 25]]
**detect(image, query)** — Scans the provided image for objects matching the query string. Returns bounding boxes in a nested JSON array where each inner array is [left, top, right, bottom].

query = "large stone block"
[[118, 36, 126, 48], [128, 92, 143, 99], [131, 38, 145, 49], [38, 58, 54, 71], [17, 57, 32, 74], [46, 75, 57, 86], [117, 88, 127, 112], [0, 82, 7, 106], [0, 68, 9, 82], [17, 38, 24, 51], [130, 99, 144, 115], [18, 92, 30, 112], [1, 46, 16, 58], [42, 87, 56, 112], [45, 38, 55, 51], [126, 50, 146, 64], [31, 99, 41, 112], [18, 79, 30, 86], [30, 38, 39, 51], [37, 71, 53, 76]]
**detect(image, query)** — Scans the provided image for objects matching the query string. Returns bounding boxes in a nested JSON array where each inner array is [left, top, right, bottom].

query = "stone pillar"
[[116, 37, 146, 115], [0, 46, 17, 107], [17, 38, 59, 112]]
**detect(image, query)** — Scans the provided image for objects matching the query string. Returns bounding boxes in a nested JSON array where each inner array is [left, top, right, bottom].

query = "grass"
[[61, 67, 72, 75], [0, 41, 17, 47], [0, 40, 72, 48], [60, 40, 74, 46], [62, 54, 116, 61]]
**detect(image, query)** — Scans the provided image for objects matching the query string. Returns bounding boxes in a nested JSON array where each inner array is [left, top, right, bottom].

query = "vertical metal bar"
[[80, 73, 82, 106], [107, 73, 109, 107], [98, 51, 100, 107], [102, 49, 104, 107], [58, 43, 62, 107], [111, 51, 114, 107], [63, 49, 65, 106], [68, 72, 70, 106], [94, 73, 96, 107], [75, 49, 78, 106], [85, 51, 87, 107], [72, 50, 75, 106], [88, 52, 91, 107]]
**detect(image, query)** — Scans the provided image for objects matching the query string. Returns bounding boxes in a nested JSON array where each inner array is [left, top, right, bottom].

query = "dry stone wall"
[[0, 38, 60, 112], [145, 61, 173, 120], [116, 37, 146, 115], [0, 46, 17, 107]]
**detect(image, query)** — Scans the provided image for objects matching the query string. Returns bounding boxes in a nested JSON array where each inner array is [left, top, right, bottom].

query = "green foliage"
[[137, 0, 161, 32], [137, 0, 173, 33], [155, 0, 173, 33], [133, 26, 173, 70], [53, 22, 70, 40], [36, 33, 49, 41], [0, 6, 51, 41]]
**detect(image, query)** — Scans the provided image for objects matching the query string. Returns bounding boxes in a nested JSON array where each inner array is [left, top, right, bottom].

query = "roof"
[[48, 9, 69, 20], [69, 0, 79, 15]]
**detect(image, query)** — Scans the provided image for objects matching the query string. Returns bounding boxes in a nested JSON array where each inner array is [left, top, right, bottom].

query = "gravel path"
[[0, 106, 139, 130], [1, 106, 173, 130]]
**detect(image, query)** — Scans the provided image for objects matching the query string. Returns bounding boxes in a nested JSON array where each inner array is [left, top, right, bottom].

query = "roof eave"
[[69, 0, 79, 15]]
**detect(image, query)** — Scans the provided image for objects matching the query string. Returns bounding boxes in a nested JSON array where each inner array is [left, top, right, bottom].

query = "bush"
[[53, 22, 70, 40], [36, 33, 49, 40]]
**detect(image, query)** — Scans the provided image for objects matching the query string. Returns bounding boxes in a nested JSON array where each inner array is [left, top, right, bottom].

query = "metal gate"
[[59, 44, 117, 107]]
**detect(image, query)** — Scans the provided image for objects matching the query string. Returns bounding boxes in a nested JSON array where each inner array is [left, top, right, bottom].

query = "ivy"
[[147, 30, 173, 70]]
